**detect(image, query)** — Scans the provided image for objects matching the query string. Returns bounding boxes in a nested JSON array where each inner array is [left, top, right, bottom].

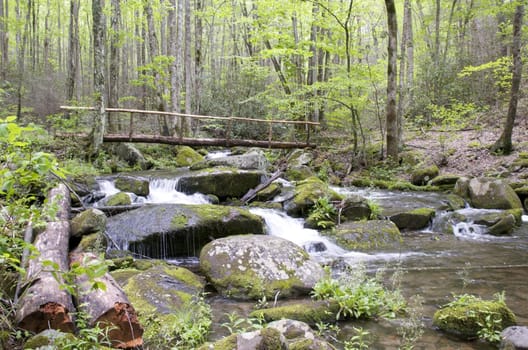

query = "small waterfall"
[[452, 221, 487, 238], [95, 177, 210, 205], [147, 178, 210, 204], [205, 150, 231, 159], [249, 208, 347, 258]]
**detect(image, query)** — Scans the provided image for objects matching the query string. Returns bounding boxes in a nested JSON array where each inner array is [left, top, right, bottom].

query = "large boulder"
[[112, 143, 150, 170], [105, 192, 132, 206], [199, 235, 326, 300], [71, 208, 107, 238], [284, 177, 343, 218], [105, 204, 264, 258], [178, 169, 264, 201], [390, 208, 436, 230], [324, 220, 401, 250], [339, 195, 372, 221], [501, 326, 528, 350], [285, 150, 315, 181], [433, 297, 516, 340], [455, 177, 523, 210], [192, 149, 269, 171], [114, 176, 150, 197], [411, 164, 439, 186], [175, 146, 204, 167]]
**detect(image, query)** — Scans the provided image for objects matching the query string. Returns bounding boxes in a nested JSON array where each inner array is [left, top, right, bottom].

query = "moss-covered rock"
[[74, 232, 107, 253], [339, 195, 372, 221], [71, 208, 107, 238], [325, 220, 401, 250], [254, 182, 282, 202], [285, 165, 315, 182], [456, 177, 523, 210], [24, 329, 79, 349], [429, 174, 461, 190], [178, 169, 264, 201], [411, 164, 439, 186], [251, 300, 341, 326], [433, 296, 516, 340], [267, 319, 333, 349], [192, 149, 268, 171], [199, 235, 326, 300], [442, 194, 466, 211], [390, 207, 436, 230], [114, 176, 150, 196], [106, 203, 264, 258], [284, 177, 343, 218], [175, 146, 204, 167], [105, 191, 132, 206], [198, 328, 287, 350]]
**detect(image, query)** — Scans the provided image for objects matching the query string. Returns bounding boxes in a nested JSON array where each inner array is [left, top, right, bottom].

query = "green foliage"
[[344, 327, 371, 350], [142, 294, 212, 349], [425, 101, 481, 130], [397, 295, 425, 350], [308, 197, 337, 229], [367, 199, 382, 219], [459, 56, 513, 101], [312, 265, 406, 320], [220, 311, 265, 335], [55, 308, 113, 350]]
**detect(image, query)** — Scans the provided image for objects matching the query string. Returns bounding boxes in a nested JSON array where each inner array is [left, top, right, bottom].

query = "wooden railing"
[[60, 106, 319, 149]]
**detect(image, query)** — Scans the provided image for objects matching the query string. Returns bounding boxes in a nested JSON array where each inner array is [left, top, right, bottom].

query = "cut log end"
[[97, 302, 143, 349], [18, 302, 75, 334]]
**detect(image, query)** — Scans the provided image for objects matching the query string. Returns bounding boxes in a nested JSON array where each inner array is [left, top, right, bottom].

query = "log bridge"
[[60, 106, 319, 149]]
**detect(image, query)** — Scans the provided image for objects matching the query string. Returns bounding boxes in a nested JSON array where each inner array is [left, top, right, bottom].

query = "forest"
[[1, 0, 528, 349]]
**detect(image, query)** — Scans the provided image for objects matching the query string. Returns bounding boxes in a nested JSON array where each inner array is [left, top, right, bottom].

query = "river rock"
[[175, 146, 203, 166], [199, 235, 326, 300], [114, 176, 150, 196], [178, 169, 264, 201], [284, 177, 343, 218], [192, 149, 268, 171], [455, 177, 523, 210], [112, 143, 150, 170], [501, 326, 528, 350], [411, 164, 439, 186], [250, 300, 341, 326], [267, 319, 333, 349], [198, 327, 287, 350], [429, 174, 461, 190], [339, 194, 372, 221], [71, 208, 107, 238], [325, 220, 401, 250], [105, 192, 132, 206], [433, 298, 516, 340], [105, 204, 264, 258], [285, 150, 315, 181], [390, 208, 435, 230]]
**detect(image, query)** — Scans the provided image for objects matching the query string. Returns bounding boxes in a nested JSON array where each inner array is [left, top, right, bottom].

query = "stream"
[[95, 176, 528, 349]]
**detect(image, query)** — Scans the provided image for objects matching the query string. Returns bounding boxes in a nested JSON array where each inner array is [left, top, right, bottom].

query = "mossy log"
[[70, 252, 143, 349], [16, 184, 75, 334]]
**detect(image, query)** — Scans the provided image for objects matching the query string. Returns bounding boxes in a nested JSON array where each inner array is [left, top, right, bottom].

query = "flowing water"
[[97, 178, 528, 349]]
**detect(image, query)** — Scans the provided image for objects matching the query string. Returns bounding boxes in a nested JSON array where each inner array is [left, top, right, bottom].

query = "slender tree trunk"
[[397, 0, 412, 147], [16, 0, 30, 122], [492, 4, 524, 155], [194, 0, 203, 116], [92, 0, 107, 154], [385, 0, 399, 161], [184, 0, 192, 132], [66, 0, 80, 104], [172, 0, 184, 134], [109, 0, 121, 109], [0, 0, 8, 80]]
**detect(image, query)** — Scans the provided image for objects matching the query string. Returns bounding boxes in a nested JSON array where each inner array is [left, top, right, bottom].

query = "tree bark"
[[0, 0, 7, 80], [92, 0, 107, 154], [70, 253, 143, 349], [66, 0, 80, 104], [16, 184, 75, 334], [183, 0, 192, 133], [492, 4, 524, 155], [385, 0, 399, 161]]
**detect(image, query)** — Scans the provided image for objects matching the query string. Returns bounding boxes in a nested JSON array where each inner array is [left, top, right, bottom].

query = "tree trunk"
[[92, 0, 106, 154], [492, 4, 524, 155], [385, 0, 399, 161], [108, 0, 122, 133], [397, 0, 412, 147], [184, 0, 192, 133], [16, 185, 75, 334], [194, 0, 203, 116], [66, 0, 80, 104], [171, 0, 184, 135], [70, 252, 143, 349]]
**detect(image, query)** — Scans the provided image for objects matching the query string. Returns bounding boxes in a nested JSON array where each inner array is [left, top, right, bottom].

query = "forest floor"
[[404, 113, 528, 182]]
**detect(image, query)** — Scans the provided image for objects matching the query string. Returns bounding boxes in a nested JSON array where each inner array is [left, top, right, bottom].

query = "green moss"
[[349, 177, 440, 192], [259, 327, 284, 349], [106, 192, 131, 206], [506, 208, 523, 226], [114, 177, 149, 196], [197, 334, 237, 350], [433, 297, 516, 340], [171, 214, 189, 229], [164, 266, 204, 289], [289, 339, 316, 350], [250, 300, 341, 326], [326, 220, 401, 250], [175, 146, 204, 166]]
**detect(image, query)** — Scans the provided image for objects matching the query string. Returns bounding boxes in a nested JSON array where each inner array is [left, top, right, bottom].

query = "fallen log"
[[70, 252, 143, 349], [16, 184, 75, 334], [240, 165, 285, 204]]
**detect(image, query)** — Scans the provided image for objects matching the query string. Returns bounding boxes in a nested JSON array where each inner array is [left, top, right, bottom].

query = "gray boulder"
[[114, 176, 150, 196], [106, 204, 264, 258], [390, 208, 435, 230], [339, 194, 372, 221], [268, 319, 333, 349], [325, 220, 401, 250], [199, 235, 326, 300], [178, 169, 264, 201], [455, 177, 522, 210], [193, 149, 269, 171], [501, 326, 528, 350], [411, 164, 439, 186], [198, 327, 287, 350], [71, 208, 107, 238], [284, 177, 343, 218]]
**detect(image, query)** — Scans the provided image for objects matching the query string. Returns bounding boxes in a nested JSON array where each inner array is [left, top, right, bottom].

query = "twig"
[[49, 171, 86, 210]]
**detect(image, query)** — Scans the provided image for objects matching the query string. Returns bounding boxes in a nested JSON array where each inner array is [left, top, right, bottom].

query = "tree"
[[491, 3, 524, 155], [92, 0, 106, 154], [384, 0, 398, 160]]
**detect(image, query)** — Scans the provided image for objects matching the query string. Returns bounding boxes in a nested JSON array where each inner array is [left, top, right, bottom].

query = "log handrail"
[[60, 106, 321, 126]]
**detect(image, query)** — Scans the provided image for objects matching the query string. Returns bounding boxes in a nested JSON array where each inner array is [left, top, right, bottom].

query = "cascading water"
[[95, 177, 210, 205]]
